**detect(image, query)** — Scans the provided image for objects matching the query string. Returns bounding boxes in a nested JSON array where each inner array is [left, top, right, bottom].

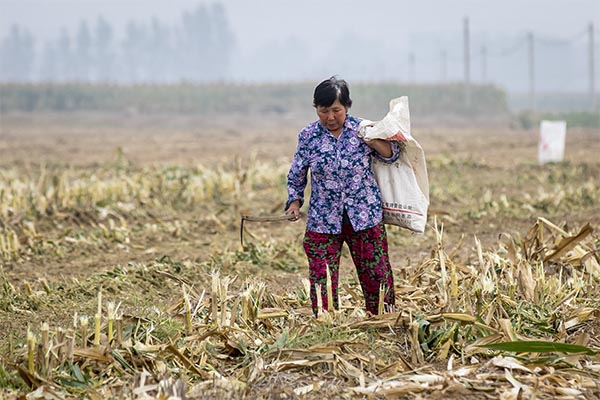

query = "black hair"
[[313, 76, 352, 108]]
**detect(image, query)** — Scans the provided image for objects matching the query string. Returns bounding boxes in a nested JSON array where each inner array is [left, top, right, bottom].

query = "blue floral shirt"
[[286, 114, 401, 234]]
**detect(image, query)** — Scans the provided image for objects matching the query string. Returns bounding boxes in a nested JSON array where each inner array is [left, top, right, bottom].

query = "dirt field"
[[1, 112, 599, 398], [1, 112, 598, 276], [3, 112, 598, 167]]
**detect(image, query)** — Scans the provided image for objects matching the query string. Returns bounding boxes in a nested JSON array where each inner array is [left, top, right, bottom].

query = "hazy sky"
[[1, 0, 599, 90], [2, 0, 598, 45]]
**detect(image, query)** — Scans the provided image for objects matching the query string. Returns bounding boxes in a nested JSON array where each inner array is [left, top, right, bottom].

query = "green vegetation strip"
[[480, 340, 597, 355], [0, 82, 508, 117]]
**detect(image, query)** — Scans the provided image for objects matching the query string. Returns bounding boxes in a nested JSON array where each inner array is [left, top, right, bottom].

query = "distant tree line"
[[0, 82, 510, 119], [0, 3, 234, 83]]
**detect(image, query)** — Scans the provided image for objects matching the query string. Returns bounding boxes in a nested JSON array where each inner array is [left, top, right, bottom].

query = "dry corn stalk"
[[326, 265, 333, 312], [94, 289, 102, 348], [182, 287, 192, 335], [27, 326, 35, 375]]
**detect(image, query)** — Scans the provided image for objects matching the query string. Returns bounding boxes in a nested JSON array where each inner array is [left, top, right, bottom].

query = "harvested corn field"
[[1, 113, 600, 399]]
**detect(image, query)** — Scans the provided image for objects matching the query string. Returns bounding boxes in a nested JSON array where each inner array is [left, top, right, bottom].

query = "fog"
[[1, 0, 599, 94]]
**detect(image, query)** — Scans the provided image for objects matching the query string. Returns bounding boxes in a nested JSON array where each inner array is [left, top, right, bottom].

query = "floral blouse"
[[286, 114, 400, 234]]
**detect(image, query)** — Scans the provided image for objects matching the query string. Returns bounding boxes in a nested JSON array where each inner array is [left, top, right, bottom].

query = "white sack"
[[538, 120, 567, 164], [359, 97, 429, 233]]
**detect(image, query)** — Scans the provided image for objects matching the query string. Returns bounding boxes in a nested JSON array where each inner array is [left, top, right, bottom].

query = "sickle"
[[240, 214, 300, 247]]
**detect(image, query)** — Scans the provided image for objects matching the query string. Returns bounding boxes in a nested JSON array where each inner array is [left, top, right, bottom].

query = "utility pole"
[[528, 32, 535, 112], [590, 23, 596, 111], [409, 52, 415, 83], [481, 45, 487, 83], [441, 50, 447, 82], [463, 17, 471, 108]]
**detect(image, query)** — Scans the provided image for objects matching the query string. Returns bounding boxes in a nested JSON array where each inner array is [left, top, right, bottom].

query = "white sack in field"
[[538, 120, 567, 164], [359, 97, 429, 233]]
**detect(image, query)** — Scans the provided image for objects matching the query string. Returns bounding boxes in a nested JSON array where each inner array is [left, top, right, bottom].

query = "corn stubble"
[[0, 215, 597, 399], [0, 159, 599, 398]]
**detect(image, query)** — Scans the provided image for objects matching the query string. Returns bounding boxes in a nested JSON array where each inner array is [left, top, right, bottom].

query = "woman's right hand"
[[286, 200, 301, 221]]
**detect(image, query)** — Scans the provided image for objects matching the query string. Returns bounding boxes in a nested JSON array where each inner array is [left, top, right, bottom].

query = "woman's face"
[[316, 99, 347, 136]]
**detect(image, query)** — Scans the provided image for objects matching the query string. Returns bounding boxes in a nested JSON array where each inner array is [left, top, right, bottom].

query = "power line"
[[536, 28, 588, 46], [537, 31, 588, 47], [487, 36, 526, 58]]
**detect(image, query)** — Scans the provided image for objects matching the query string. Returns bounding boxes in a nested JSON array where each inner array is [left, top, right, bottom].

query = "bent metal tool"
[[240, 213, 301, 246]]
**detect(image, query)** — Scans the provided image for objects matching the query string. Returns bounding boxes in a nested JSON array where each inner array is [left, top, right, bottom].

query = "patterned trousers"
[[303, 221, 395, 316]]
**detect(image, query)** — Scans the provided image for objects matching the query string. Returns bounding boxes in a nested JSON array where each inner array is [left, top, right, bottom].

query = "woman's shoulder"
[[345, 114, 362, 132], [346, 114, 361, 125], [298, 120, 321, 139]]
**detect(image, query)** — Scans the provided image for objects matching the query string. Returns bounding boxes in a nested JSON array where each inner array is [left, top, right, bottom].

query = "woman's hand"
[[365, 138, 392, 158], [286, 200, 301, 221]]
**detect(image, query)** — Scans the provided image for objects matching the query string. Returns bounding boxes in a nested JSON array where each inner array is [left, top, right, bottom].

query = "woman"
[[285, 76, 400, 316]]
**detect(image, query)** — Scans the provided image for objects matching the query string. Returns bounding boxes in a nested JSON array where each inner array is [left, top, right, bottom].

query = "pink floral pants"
[[303, 221, 395, 316]]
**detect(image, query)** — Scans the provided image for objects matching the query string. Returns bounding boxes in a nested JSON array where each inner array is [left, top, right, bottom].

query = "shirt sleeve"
[[285, 132, 310, 210], [372, 140, 401, 164]]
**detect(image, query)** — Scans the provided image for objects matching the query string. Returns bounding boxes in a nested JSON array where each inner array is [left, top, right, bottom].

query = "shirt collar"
[[345, 114, 360, 131]]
